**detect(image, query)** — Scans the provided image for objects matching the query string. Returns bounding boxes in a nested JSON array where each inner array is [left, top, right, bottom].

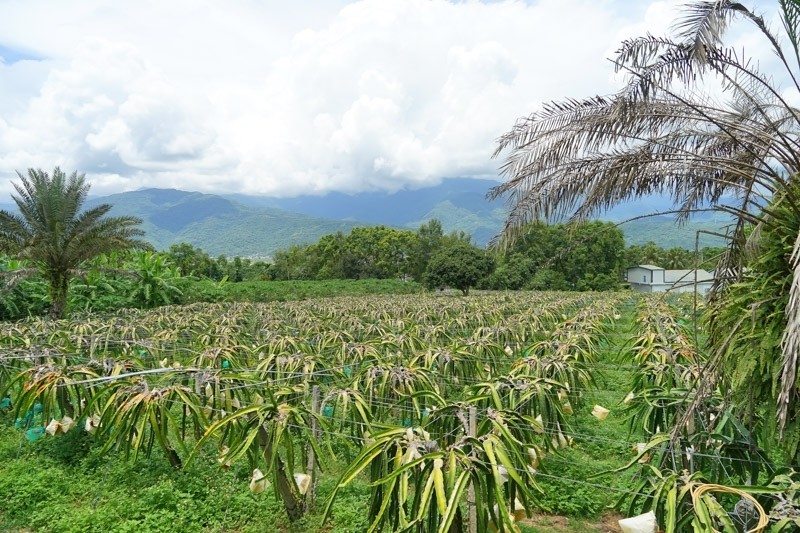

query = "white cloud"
[[0, 0, 775, 198]]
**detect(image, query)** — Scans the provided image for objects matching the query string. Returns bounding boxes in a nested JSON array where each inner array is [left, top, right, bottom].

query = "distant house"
[[625, 265, 714, 295]]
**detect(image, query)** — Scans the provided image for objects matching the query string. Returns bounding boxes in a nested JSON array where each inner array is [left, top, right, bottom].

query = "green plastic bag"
[[25, 426, 45, 442]]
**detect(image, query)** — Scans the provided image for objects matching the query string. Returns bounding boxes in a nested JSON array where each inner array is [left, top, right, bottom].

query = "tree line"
[[0, 167, 723, 321], [267, 219, 722, 292]]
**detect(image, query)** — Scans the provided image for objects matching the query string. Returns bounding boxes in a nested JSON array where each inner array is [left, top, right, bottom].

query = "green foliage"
[[478, 253, 534, 290], [0, 256, 49, 319], [271, 226, 418, 281], [707, 184, 800, 464], [528, 268, 569, 291], [166, 243, 223, 279], [0, 167, 150, 318], [69, 268, 129, 314], [424, 240, 495, 295], [408, 219, 444, 281], [127, 251, 183, 308], [481, 221, 624, 291]]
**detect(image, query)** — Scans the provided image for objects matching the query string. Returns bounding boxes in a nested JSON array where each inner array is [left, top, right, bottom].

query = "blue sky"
[[0, 44, 40, 64], [0, 0, 777, 198]]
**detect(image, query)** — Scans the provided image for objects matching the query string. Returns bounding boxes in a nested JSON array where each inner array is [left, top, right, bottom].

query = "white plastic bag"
[[618, 511, 657, 533], [249, 468, 268, 494]]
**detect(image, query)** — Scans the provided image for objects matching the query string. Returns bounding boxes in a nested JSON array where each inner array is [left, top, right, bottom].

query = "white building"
[[625, 264, 714, 295]]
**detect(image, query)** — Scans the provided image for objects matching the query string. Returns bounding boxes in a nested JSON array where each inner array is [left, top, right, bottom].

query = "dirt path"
[[523, 512, 624, 532]]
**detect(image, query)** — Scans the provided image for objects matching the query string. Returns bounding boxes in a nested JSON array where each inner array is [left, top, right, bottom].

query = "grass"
[[0, 413, 628, 532], [0, 414, 375, 533]]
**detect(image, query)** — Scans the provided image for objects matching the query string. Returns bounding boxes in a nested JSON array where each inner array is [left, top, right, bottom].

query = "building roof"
[[633, 265, 663, 270]]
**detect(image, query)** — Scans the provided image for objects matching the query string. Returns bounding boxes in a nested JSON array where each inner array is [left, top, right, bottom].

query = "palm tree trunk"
[[48, 271, 69, 319]]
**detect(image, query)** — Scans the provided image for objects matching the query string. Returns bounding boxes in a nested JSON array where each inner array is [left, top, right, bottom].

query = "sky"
[[0, 0, 777, 198]]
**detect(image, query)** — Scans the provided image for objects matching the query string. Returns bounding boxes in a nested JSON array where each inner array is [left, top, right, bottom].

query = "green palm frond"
[[0, 167, 151, 318]]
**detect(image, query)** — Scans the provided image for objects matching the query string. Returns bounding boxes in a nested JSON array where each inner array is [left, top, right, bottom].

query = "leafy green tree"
[[0, 168, 150, 318], [662, 247, 693, 269], [239, 257, 271, 281], [424, 240, 494, 295], [557, 221, 624, 286], [409, 219, 444, 280], [507, 221, 624, 290], [167, 243, 222, 279], [270, 244, 315, 280], [528, 267, 569, 291], [624, 242, 664, 268], [311, 231, 352, 279], [340, 226, 416, 279], [229, 256, 244, 282], [478, 252, 534, 290], [271, 226, 419, 281]]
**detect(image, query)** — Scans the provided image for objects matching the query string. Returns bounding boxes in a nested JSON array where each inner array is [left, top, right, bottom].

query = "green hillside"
[[71, 188, 736, 258], [404, 200, 508, 245], [617, 214, 732, 248], [89, 189, 360, 257]]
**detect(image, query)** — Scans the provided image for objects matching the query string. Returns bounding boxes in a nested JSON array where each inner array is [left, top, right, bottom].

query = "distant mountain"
[[0, 178, 737, 257], [227, 177, 501, 223], [85, 189, 359, 257], [618, 212, 732, 248], [225, 177, 506, 243]]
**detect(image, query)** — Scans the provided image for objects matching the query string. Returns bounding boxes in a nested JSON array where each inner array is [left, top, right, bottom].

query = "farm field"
[[0, 291, 761, 532]]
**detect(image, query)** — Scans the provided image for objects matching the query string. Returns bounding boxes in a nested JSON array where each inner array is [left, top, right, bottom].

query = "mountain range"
[[1, 178, 731, 258]]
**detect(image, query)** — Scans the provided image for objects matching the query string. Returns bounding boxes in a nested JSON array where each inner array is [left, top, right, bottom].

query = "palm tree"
[[0, 167, 150, 319], [490, 2, 800, 437]]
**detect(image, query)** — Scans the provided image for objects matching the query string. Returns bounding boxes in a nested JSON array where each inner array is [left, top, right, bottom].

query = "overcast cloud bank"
[[1, 0, 752, 197]]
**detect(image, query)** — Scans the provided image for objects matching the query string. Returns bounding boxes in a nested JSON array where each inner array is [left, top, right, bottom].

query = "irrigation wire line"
[[0, 355, 700, 390], [277, 421, 654, 500], [0, 349, 665, 374], [8, 391, 766, 505], [137, 393, 772, 468]]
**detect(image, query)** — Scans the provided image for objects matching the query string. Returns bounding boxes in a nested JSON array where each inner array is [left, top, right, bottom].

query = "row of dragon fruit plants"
[[2, 291, 761, 532]]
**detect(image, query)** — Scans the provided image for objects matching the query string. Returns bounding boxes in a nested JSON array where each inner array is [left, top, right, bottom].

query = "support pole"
[[468, 406, 478, 533], [305, 385, 320, 512]]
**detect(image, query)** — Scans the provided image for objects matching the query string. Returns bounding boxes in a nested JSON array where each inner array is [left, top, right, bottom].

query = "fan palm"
[[491, 1, 800, 437], [0, 167, 150, 318]]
